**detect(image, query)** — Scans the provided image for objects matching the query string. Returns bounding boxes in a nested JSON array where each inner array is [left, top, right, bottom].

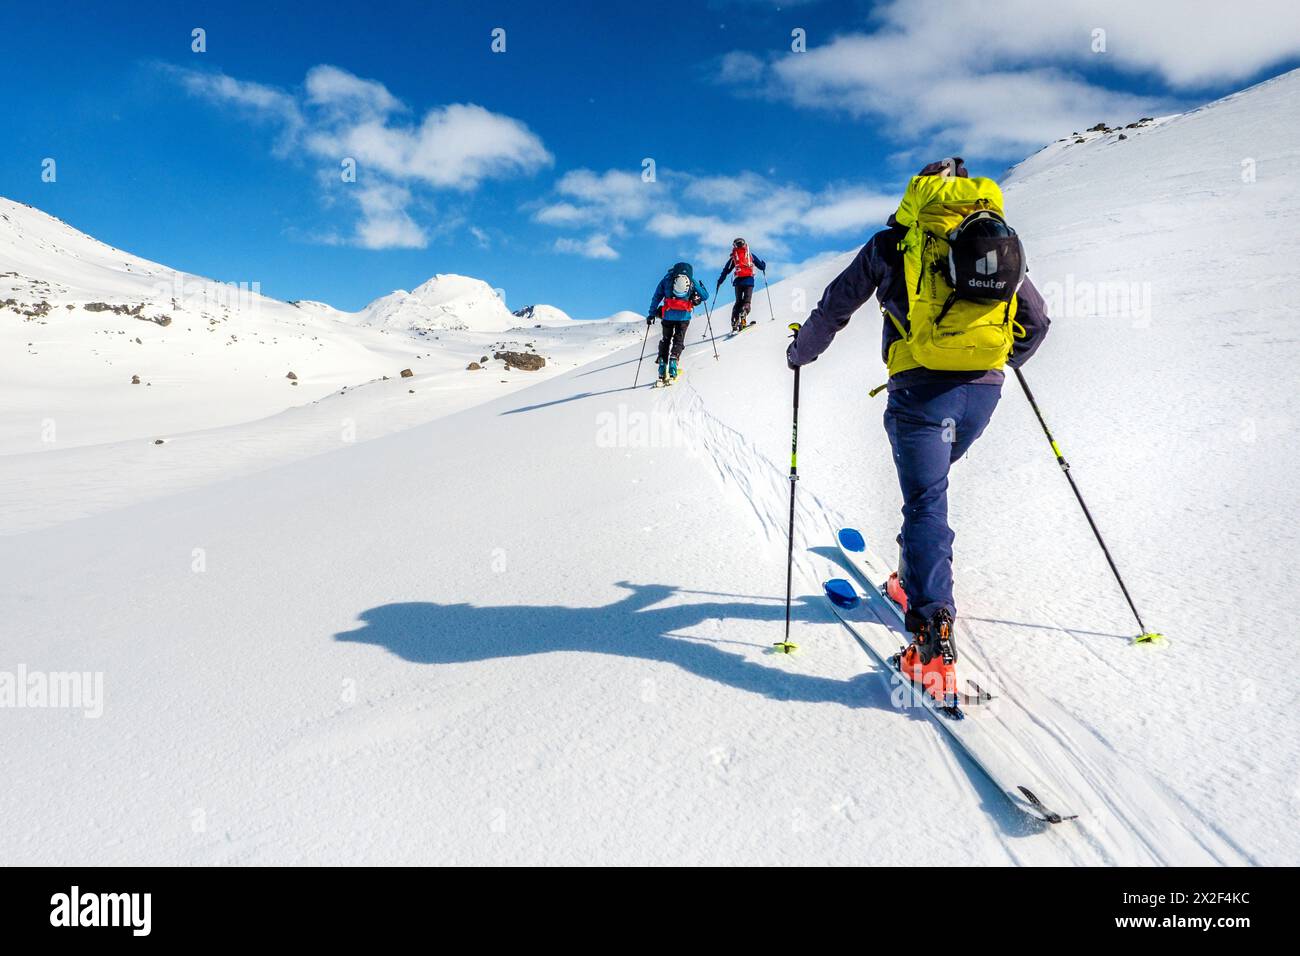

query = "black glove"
[[786, 342, 817, 371], [646, 313, 656, 326], [715, 277, 724, 290], [690, 292, 702, 306]]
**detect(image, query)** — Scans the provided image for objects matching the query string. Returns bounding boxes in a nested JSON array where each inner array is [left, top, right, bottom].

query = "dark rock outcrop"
[[494, 351, 545, 371]]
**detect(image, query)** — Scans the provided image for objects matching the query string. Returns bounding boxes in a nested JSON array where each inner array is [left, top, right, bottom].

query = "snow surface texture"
[[2, 71, 1297, 864]]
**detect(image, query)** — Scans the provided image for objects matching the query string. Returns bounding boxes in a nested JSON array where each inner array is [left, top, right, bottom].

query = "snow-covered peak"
[[603, 310, 646, 324], [513, 303, 576, 326], [357, 273, 515, 333]]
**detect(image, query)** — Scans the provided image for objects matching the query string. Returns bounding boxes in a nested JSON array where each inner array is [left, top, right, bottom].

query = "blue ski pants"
[[883, 381, 1001, 631]]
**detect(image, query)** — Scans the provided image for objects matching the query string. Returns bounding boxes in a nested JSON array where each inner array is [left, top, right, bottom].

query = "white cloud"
[[303, 103, 551, 191], [535, 169, 660, 227], [877, 0, 1300, 89], [539, 164, 897, 265], [534, 202, 591, 226], [354, 184, 427, 250], [173, 68, 303, 126], [554, 234, 619, 261], [723, 0, 1300, 154], [717, 51, 766, 86], [802, 189, 899, 235], [304, 64, 404, 119], [173, 64, 551, 248]]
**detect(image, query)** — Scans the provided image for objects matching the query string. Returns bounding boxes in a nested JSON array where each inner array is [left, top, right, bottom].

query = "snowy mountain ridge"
[[360, 274, 547, 333], [0, 198, 577, 333], [0, 197, 636, 455]]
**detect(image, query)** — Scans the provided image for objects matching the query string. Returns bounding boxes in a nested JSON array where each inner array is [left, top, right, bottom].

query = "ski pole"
[[1014, 367, 1163, 644], [632, 320, 651, 388], [776, 322, 802, 654], [762, 269, 776, 322], [700, 289, 720, 361]]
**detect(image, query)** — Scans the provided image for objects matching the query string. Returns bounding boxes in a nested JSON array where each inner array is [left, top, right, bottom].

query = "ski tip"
[[823, 578, 860, 609], [1133, 631, 1166, 646], [1016, 786, 1078, 824], [837, 527, 866, 553]]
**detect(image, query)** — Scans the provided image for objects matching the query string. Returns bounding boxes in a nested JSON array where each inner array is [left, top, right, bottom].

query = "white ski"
[[830, 527, 1079, 825]]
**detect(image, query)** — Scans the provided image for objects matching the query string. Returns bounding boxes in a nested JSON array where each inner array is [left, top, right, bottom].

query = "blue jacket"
[[718, 252, 767, 288], [787, 224, 1050, 390], [649, 274, 709, 321]]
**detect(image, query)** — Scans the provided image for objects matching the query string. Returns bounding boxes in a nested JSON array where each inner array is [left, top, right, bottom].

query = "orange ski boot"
[[885, 571, 908, 612], [894, 608, 960, 715]]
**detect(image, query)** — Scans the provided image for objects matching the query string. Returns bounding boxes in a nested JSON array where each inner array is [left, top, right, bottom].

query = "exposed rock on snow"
[[494, 350, 545, 371], [86, 301, 144, 315]]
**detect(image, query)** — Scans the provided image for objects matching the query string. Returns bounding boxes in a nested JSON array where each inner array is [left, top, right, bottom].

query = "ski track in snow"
[[667, 364, 1248, 864]]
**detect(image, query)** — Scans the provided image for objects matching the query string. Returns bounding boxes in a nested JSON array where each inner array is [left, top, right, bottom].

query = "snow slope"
[[0, 199, 637, 454], [0, 199, 642, 530], [2, 71, 1298, 865]]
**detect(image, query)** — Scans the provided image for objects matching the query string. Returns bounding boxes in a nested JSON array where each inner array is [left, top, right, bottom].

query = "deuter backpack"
[[662, 261, 699, 314], [889, 175, 1027, 374]]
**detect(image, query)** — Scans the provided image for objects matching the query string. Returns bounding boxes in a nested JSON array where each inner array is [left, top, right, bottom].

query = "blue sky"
[[3, 0, 1298, 317]]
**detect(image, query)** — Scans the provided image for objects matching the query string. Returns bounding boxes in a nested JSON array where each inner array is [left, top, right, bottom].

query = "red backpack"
[[732, 245, 754, 278]]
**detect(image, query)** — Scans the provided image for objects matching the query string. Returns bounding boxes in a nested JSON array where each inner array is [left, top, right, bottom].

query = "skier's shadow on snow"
[[335, 580, 1045, 837], [334, 580, 889, 710], [501, 385, 640, 416]]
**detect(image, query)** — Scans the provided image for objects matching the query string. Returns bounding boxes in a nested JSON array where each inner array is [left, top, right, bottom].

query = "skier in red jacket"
[[716, 238, 767, 332]]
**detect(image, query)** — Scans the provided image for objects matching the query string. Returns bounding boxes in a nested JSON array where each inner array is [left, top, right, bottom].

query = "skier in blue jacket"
[[648, 261, 709, 385], [786, 157, 1051, 702]]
